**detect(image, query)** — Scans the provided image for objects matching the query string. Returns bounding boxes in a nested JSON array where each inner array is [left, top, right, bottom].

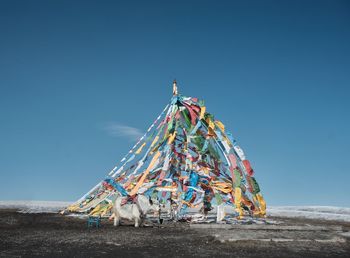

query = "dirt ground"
[[0, 209, 350, 257]]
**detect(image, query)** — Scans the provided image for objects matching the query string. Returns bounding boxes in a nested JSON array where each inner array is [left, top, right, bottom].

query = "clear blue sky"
[[0, 0, 349, 206]]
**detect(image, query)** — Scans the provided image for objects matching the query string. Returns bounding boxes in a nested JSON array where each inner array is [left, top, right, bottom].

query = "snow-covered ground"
[[268, 206, 350, 222], [0, 200, 71, 213], [0, 201, 349, 222]]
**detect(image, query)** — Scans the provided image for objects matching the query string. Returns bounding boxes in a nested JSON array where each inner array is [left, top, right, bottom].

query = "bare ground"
[[0, 209, 349, 257]]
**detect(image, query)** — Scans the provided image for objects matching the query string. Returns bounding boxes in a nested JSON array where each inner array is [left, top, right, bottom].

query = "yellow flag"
[[150, 136, 159, 148], [135, 142, 146, 154], [209, 119, 215, 130], [168, 132, 177, 144], [211, 181, 233, 194], [256, 193, 266, 216], [200, 106, 206, 119], [234, 187, 243, 218], [215, 120, 225, 132]]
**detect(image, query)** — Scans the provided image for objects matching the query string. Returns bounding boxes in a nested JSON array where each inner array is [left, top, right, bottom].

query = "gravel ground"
[[0, 209, 350, 257]]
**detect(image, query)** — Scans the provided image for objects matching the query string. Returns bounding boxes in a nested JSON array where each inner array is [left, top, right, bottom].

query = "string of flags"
[[66, 81, 266, 221]]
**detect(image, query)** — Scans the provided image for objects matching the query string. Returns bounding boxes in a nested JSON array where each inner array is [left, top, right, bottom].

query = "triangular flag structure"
[[66, 81, 266, 219]]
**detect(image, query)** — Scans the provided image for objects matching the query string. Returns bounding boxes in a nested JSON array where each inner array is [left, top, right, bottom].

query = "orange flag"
[[129, 151, 161, 196]]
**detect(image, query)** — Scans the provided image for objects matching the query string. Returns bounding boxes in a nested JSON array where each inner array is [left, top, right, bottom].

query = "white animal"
[[113, 195, 159, 227]]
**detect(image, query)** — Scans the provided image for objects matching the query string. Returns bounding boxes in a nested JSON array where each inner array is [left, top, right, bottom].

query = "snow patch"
[[268, 206, 350, 222], [1, 201, 350, 222], [0, 200, 71, 213]]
